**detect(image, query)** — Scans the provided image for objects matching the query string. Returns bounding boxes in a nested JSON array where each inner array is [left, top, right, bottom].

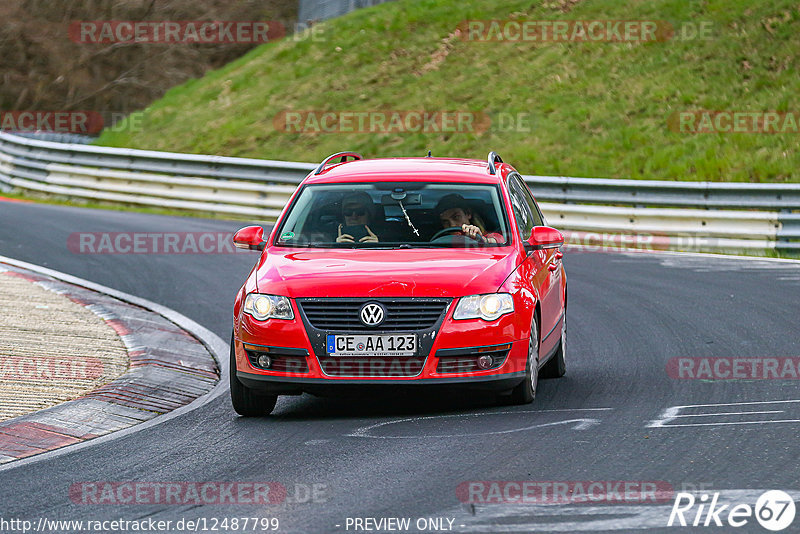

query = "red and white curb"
[[0, 256, 228, 468]]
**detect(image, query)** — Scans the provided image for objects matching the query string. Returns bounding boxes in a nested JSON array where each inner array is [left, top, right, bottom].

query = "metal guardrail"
[[527, 176, 800, 211], [298, 0, 395, 23], [0, 131, 313, 218], [0, 131, 797, 252]]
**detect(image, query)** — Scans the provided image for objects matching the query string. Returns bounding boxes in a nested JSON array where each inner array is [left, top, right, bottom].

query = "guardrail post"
[[776, 209, 800, 253]]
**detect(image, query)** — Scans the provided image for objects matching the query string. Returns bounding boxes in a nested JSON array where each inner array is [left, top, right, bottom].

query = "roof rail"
[[487, 151, 503, 175], [314, 151, 363, 175]]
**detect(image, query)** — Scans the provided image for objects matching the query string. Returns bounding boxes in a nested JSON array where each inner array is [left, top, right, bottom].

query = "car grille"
[[318, 357, 425, 377], [297, 298, 450, 332]]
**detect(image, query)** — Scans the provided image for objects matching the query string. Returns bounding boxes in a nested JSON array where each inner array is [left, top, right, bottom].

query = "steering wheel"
[[430, 226, 486, 243]]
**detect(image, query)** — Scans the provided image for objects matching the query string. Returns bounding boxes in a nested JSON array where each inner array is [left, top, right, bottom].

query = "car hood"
[[256, 247, 521, 298]]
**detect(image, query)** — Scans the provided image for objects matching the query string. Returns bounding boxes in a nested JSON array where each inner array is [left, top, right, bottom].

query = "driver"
[[435, 194, 504, 244]]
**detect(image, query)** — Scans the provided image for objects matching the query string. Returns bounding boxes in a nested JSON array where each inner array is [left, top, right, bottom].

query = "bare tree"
[[0, 0, 296, 125]]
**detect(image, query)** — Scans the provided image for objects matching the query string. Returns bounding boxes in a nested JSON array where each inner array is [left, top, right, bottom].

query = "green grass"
[[96, 0, 800, 182]]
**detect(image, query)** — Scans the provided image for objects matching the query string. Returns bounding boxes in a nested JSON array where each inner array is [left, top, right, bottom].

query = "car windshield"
[[274, 182, 510, 248]]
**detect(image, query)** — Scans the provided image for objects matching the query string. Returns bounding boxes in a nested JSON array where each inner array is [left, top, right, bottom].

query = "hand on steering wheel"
[[460, 224, 486, 242], [430, 225, 486, 242]]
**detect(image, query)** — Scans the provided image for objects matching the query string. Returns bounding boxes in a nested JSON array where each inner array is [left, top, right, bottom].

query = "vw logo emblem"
[[360, 302, 385, 326]]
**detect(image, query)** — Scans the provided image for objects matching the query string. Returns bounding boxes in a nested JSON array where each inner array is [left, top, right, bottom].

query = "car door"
[[507, 173, 561, 356]]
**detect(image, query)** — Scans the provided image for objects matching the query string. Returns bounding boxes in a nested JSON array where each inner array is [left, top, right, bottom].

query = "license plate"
[[326, 334, 417, 357]]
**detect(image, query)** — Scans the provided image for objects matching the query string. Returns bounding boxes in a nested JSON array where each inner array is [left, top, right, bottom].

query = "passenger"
[[435, 194, 504, 244], [336, 192, 380, 243]]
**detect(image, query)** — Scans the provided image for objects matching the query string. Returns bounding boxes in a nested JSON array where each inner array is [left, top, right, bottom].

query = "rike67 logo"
[[668, 490, 796, 531]]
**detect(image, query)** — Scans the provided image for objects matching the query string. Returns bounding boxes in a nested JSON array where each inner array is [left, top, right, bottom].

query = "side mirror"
[[524, 226, 564, 253], [233, 226, 266, 251]]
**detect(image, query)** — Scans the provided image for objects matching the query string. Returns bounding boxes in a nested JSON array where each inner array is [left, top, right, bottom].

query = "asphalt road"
[[1, 201, 799, 533]]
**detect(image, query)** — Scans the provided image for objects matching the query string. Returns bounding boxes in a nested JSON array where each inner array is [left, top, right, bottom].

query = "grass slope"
[[96, 0, 800, 182]]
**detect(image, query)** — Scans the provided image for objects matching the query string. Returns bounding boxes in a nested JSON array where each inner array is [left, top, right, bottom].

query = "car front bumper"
[[236, 368, 527, 395], [234, 296, 531, 394]]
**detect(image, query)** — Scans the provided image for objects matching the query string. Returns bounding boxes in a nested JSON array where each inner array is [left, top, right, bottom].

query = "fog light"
[[257, 354, 272, 369], [477, 355, 493, 369]]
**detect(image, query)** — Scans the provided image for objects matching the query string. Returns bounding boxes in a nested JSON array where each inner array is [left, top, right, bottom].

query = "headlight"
[[453, 293, 514, 321], [243, 293, 294, 321]]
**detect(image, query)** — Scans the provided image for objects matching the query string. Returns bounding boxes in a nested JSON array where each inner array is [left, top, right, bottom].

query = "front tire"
[[540, 314, 566, 379], [230, 333, 278, 416], [509, 317, 539, 405]]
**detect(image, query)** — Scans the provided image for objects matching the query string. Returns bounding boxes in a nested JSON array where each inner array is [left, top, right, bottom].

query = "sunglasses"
[[343, 208, 367, 217]]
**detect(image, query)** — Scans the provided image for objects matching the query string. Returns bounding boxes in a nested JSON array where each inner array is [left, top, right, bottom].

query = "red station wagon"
[[230, 152, 567, 416]]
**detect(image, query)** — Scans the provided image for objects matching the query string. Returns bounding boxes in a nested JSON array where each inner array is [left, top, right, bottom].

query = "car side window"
[[511, 174, 545, 227], [507, 175, 536, 240]]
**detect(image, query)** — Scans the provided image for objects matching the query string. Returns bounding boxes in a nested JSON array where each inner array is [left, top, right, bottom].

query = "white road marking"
[[618, 249, 800, 266], [648, 399, 800, 428], [676, 410, 783, 417], [347, 409, 611, 439], [647, 256, 800, 273], [661, 419, 800, 428]]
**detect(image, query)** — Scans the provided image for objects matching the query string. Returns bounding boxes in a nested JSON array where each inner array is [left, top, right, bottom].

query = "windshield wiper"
[[393, 243, 449, 248]]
